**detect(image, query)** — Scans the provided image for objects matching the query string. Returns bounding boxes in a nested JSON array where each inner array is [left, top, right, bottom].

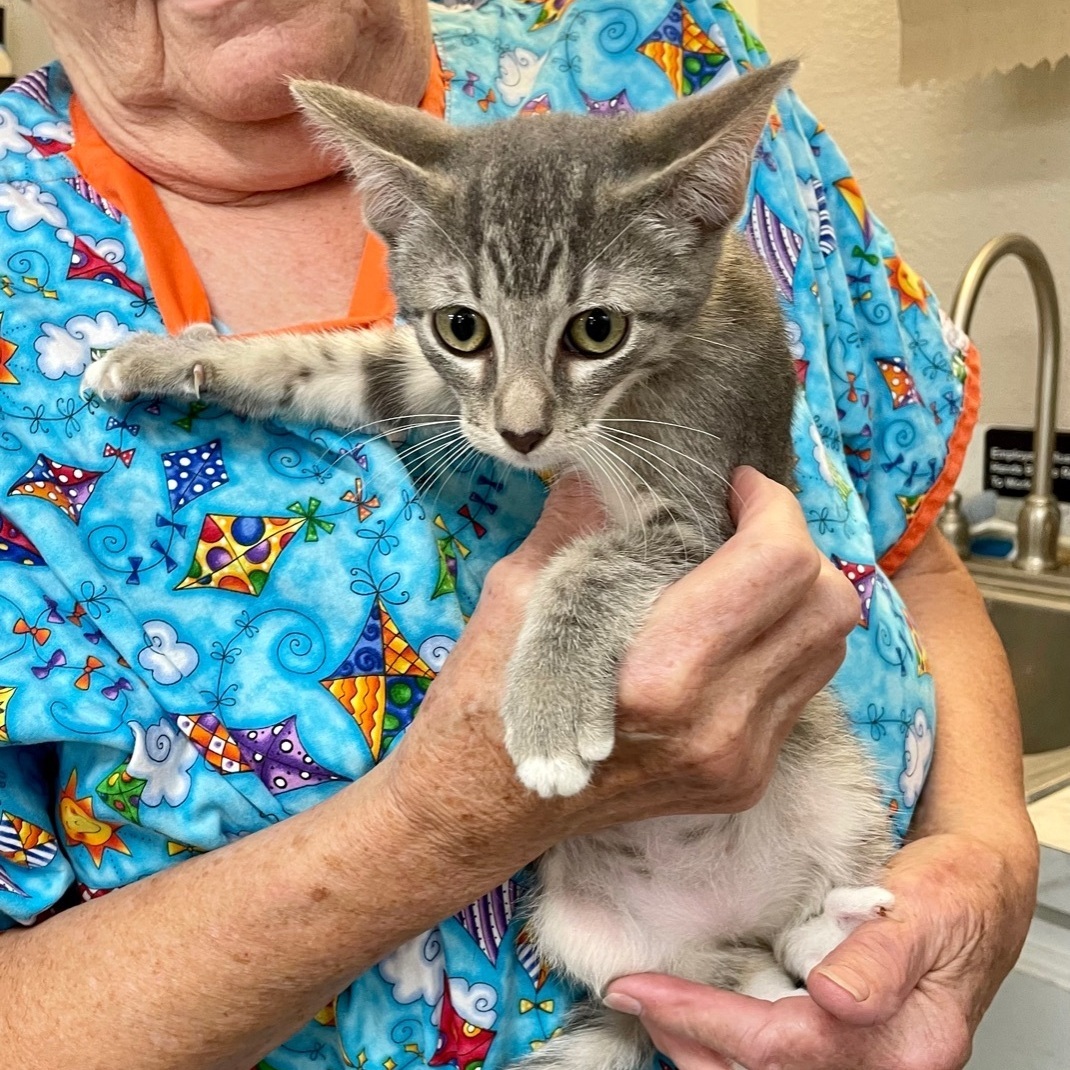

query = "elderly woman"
[[0, 2, 1036, 1069]]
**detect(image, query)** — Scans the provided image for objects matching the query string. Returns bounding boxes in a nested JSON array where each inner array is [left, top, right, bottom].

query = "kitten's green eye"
[[564, 308, 629, 357], [433, 306, 490, 355]]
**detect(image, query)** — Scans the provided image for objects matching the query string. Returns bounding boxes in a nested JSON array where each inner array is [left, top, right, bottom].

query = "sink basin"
[[966, 559, 1070, 758]]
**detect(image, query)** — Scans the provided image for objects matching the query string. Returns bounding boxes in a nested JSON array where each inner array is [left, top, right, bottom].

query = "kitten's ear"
[[623, 61, 799, 233], [290, 80, 457, 241]]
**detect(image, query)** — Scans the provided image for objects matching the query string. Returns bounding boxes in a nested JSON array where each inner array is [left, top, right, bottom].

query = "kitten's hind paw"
[[824, 886, 895, 929]]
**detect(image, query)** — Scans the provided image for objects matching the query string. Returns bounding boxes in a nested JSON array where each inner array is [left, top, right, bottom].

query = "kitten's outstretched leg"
[[513, 1005, 651, 1070], [502, 516, 698, 797], [82, 322, 440, 430], [776, 885, 895, 984]]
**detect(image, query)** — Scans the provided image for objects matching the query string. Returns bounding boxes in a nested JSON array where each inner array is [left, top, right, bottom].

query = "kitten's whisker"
[[419, 442, 479, 516], [409, 432, 473, 496], [600, 417, 721, 442], [403, 432, 468, 489], [597, 425, 744, 513], [580, 213, 645, 277], [680, 333, 753, 358], [591, 434, 700, 562], [315, 417, 460, 474], [575, 440, 645, 560], [389, 186, 476, 273], [595, 431, 710, 560]]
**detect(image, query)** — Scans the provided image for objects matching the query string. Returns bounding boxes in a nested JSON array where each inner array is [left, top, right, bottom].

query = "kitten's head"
[[292, 63, 795, 471]]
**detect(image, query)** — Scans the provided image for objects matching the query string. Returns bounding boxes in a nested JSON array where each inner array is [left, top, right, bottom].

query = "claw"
[[192, 362, 205, 399]]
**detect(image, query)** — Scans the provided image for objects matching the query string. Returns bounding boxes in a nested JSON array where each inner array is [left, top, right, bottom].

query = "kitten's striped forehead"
[[466, 148, 596, 303]]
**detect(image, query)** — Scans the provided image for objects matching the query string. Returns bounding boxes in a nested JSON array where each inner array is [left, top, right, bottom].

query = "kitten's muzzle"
[[499, 428, 549, 455]]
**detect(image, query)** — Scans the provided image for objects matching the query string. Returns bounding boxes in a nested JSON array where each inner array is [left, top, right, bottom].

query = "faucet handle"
[[938, 490, 972, 560]]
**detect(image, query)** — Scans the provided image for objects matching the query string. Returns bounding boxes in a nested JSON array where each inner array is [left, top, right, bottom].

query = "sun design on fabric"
[[884, 254, 929, 313], [59, 769, 131, 866]]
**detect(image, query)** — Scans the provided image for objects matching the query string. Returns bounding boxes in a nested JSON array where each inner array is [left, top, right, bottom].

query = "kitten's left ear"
[[290, 80, 458, 242], [622, 61, 799, 234]]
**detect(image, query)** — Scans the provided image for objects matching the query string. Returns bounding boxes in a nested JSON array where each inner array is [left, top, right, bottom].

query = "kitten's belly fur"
[[529, 718, 886, 994]]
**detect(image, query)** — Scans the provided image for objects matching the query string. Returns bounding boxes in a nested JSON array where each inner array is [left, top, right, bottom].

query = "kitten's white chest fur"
[[528, 738, 889, 998]]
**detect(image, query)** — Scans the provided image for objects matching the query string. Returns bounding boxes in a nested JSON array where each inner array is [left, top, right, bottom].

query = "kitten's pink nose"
[[500, 428, 548, 455]]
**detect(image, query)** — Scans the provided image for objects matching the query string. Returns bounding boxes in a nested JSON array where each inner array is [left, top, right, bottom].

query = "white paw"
[[516, 755, 592, 798], [824, 886, 895, 932], [577, 731, 615, 764], [80, 354, 126, 400]]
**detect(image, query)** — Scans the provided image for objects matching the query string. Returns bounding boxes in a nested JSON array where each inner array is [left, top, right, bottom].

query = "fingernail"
[[603, 992, 643, 1016], [815, 966, 870, 1003]]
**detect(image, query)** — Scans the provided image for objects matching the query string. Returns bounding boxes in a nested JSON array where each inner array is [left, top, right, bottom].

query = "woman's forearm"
[[0, 760, 527, 1070], [892, 527, 1035, 856]]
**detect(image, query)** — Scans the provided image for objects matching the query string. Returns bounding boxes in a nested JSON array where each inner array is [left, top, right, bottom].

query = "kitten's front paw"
[[514, 755, 592, 799], [81, 324, 217, 402], [502, 681, 616, 799]]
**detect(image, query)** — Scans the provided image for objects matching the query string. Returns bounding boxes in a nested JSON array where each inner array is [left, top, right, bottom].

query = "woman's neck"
[[58, 5, 433, 204]]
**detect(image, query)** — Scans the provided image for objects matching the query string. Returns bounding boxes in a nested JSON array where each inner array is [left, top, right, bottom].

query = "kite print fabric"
[[0, 2, 975, 1068]]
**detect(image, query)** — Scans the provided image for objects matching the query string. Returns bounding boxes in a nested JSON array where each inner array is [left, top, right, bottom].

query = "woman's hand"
[[388, 465, 860, 870], [602, 822, 1038, 1070]]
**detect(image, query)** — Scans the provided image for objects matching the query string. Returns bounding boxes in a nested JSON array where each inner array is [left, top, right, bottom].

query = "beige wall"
[[759, 0, 1070, 498], [0, 1, 53, 75]]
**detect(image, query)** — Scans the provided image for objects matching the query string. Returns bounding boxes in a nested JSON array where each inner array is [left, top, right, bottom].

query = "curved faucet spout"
[[951, 234, 1062, 573]]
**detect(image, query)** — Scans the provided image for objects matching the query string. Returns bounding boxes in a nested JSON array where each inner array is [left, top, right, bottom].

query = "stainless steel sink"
[[967, 558, 1070, 798]]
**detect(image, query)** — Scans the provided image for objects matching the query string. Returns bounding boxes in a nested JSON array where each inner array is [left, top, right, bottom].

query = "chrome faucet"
[[950, 234, 1063, 573]]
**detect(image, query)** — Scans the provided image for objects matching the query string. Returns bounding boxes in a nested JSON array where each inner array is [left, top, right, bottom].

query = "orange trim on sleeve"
[[66, 45, 448, 338], [878, 339, 982, 576]]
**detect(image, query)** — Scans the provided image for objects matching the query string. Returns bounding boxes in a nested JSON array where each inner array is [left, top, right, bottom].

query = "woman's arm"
[[605, 526, 1039, 1070], [1, 471, 857, 1070]]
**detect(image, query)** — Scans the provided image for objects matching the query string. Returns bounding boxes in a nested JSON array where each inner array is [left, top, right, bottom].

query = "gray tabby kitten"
[[84, 63, 895, 1070]]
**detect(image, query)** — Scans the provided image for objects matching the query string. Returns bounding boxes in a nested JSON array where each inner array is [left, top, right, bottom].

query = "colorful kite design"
[[59, 769, 131, 867], [746, 192, 803, 302], [0, 512, 44, 567], [66, 236, 147, 300], [638, 1, 729, 96], [520, 93, 552, 115], [0, 868, 27, 897], [176, 513, 304, 596], [64, 176, 123, 222], [874, 357, 923, 409], [229, 715, 346, 796], [0, 312, 18, 385], [522, 0, 574, 30], [906, 612, 931, 677], [715, 1, 768, 56], [832, 555, 877, 629], [834, 177, 873, 246], [0, 685, 13, 741], [161, 439, 229, 511], [341, 478, 380, 523], [320, 601, 436, 761], [96, 762, 147, 824], [455, 879, 520, 967], [175, 712, 252, 774], [0, 810, 58, 868], [429, 977, 497, 1070], [7, 454, 103, 523], [897, 493, 925, 523], [433, 514, 472, 600], [516, 925, 550, 991]]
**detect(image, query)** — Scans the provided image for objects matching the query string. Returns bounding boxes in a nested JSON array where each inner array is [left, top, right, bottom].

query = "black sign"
[[984, 427, 1070, 502]]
